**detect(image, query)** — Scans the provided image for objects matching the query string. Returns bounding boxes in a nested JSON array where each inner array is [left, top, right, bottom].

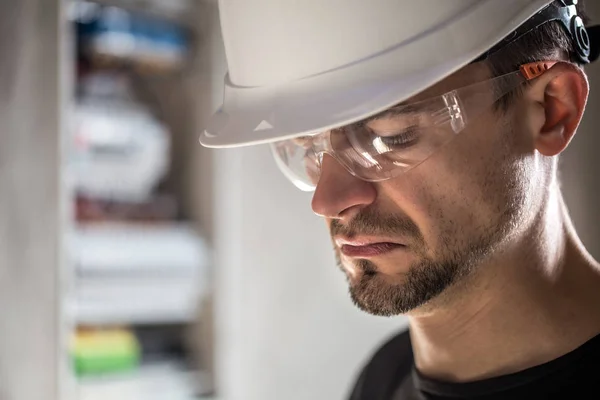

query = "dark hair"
[[486, 0, 591, 110]]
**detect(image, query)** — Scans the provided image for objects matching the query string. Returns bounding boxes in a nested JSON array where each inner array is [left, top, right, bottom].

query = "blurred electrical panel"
[[67, 1, 213, 398]]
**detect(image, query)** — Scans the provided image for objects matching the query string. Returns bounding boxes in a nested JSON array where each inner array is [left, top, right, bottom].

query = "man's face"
[[312, 63, 537, 316]]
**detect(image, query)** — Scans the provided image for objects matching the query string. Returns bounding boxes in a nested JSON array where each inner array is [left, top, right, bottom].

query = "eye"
[[377, 126, 420, 149]]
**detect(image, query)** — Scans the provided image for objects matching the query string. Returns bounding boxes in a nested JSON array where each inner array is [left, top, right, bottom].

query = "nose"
[[311, 154, 377, 221]]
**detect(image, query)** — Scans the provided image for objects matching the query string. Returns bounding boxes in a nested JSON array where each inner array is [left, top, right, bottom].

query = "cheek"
[[380, 121, 521, 252], [379, 172, 470, 254], [389, 176, 486, 253]]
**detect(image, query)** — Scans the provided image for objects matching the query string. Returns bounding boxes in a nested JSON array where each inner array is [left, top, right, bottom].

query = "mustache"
[[330, 208, 423, 243]]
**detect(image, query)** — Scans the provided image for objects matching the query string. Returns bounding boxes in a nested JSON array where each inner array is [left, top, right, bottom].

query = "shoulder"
[[348, 329, 414, 400]]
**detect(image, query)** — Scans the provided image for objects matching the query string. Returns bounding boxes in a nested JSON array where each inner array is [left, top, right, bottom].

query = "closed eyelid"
[[376, 126, 421, 142]]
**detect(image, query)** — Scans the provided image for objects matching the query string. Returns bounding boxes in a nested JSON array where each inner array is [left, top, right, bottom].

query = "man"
[[202, 1, 600, 399]]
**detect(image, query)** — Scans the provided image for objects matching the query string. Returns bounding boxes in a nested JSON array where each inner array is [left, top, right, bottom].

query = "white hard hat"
[[200, 0, 567, 148]]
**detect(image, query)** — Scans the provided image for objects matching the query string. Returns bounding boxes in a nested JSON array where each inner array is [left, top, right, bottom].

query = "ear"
[[523, 62, 589, 156]]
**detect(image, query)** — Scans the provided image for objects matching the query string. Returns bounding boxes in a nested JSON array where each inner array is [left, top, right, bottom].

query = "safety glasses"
[[271, 61, 557, 192]]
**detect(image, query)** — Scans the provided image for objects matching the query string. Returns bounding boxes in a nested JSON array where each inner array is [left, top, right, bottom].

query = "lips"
[[338, 239, 404, 258]]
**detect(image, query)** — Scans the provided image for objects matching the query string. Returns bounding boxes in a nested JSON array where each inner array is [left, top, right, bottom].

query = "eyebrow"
[[292, 104, 423, 139], [359, 103, 422, 126]]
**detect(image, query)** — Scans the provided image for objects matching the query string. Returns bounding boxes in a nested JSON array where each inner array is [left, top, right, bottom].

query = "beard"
[[332, 208, 507, 317], [337, 244, 488, 316]]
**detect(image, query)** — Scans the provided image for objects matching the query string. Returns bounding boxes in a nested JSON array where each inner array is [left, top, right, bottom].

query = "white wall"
[[0, 0, 71, 399]]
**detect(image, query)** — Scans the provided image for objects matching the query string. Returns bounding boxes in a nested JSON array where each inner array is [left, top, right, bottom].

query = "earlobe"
[[533, 63, 589, 157]]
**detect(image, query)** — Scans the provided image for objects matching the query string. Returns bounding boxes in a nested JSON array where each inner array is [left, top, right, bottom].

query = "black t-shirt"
[[349, 330, 600, 400]]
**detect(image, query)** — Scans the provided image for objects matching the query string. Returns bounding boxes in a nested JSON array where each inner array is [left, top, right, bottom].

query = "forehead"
[[362, 62, 493, 123], [412, 62, 492, 101]]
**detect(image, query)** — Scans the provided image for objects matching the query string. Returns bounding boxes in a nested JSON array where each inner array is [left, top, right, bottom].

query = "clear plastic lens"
[[271, 70, 526, 191]]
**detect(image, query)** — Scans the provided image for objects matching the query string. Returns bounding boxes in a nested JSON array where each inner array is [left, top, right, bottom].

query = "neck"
[[408, 190, 600, 383]]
